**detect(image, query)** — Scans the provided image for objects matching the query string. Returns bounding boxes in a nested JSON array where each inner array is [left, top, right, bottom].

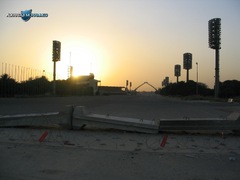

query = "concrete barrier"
[[159, 119, 240, 131], [158, 113, 240, 131], [0, 105, 73, 129], [72, 106, 160, 134], [1, 105, 240, 134]]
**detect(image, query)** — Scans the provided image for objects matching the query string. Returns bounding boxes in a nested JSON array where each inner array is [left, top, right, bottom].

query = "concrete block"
[[73, 106, 89, 116], [0, 106, 72, 128], [73, 106, 159, 134]]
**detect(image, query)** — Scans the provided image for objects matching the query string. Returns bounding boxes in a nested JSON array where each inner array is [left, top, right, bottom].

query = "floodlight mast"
[[52, 40, 61, 96], [174, 64, 181, 83], [183, 53, 192, 82], [208, 18, 221, 98]]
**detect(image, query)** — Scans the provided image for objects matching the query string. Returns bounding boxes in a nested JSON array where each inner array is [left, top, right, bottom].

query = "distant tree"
[[160, 80, 213, 96], [0, 74, 17, 97], [220, 80, 240, 98], [0, 73, 95, 97], [17, 76, 51, 95]]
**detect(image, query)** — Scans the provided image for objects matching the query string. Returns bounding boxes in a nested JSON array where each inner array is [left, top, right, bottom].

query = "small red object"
[[160, 134, 168, 147], [39, 131, 48, 142]]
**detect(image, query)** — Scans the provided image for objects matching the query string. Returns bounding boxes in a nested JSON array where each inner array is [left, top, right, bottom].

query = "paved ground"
[[1, 94, 240, 119], [0, 94, 240, 179], [1, 128, 240, 180]]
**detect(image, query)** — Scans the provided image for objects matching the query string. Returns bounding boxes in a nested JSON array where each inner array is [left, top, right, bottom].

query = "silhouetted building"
[[162, 77, 169, 87], [72, 74, 126, 95], [98, 86, 125, 95], [73, 73, 100, 95]]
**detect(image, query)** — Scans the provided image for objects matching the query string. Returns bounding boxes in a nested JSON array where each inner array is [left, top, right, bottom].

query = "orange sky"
[[1, 0, 240, 91]]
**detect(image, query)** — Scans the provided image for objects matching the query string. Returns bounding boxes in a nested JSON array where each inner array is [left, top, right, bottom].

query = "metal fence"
[[0, 62, 94, 97], [1, 62, 52, 82], [1, 62, 53, 97]]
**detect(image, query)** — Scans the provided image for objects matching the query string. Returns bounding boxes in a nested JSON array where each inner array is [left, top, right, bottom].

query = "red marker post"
[[39, 131, 49, 143], [160, 134, 168, 147]]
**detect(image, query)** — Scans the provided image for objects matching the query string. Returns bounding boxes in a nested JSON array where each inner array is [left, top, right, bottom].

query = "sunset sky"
[[1, 0, 240, 91]]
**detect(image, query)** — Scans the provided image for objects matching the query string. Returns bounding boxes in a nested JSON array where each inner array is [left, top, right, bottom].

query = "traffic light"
[[52, 40, 61, 62]]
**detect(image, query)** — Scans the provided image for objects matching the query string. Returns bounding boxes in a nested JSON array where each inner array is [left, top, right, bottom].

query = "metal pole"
[[186, 69, 189, 82], [53, 61, 56, 96], [196, 62, 198, 95], [215, 49, 220, 98]]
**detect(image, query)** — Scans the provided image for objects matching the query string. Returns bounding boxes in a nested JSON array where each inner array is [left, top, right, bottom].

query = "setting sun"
[[1, 0, 240, 91], [55, 40, 106, 81], [70, 47, 95, 76]]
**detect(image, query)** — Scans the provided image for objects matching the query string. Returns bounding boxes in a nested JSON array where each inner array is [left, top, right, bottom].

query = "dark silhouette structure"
[[162, 77, 169, 87], [174, 64, 181, 83], [196, 62, 199, 95], [52, 40, 61, 96], [208, 18, 221, 98], [183, 53, 192, 82], [134, 82, 157, 92]]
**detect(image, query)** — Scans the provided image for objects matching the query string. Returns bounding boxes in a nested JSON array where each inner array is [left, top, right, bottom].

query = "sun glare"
[[70, 48, 93, 76], [56, 41, 105, 81]]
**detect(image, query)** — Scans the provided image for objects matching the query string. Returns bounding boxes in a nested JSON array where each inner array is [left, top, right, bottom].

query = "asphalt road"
[[0, 94, 239, 120]]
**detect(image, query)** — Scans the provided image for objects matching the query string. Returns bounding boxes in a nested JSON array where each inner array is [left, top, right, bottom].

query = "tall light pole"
[[208, 18, 221, 98], [174, 64, 181, 83], [183, 53, 192, 82], [52, 40, 61, 96], [196, 62, 198, 95]]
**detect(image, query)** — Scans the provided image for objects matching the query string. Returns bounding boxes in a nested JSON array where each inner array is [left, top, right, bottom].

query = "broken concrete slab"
[[72, 106, 160, 134], [159, 119, 240, 131], [1, 105, 240, 134], [0, 105, 73, 129]]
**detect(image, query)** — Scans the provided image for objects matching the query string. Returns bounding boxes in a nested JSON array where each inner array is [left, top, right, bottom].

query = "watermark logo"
[[21, 9, 32, 22], [7, 9, 48, 22]]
